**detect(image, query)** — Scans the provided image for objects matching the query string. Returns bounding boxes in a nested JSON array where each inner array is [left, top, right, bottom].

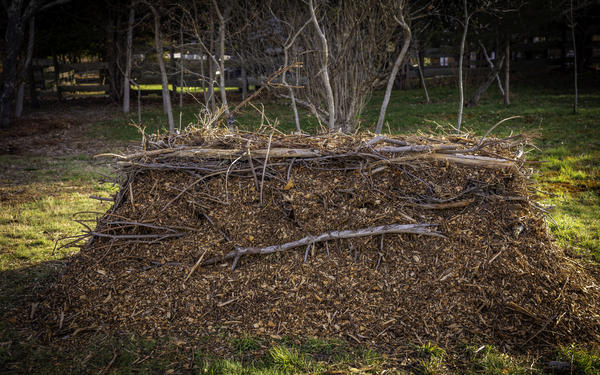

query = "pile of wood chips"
[[38, 128, 600, 357]]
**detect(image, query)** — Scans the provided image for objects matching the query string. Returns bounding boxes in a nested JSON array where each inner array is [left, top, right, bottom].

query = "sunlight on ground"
[[0, 182, 113, 270]]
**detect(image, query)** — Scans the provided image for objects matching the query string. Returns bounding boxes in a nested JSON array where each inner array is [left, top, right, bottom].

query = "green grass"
[[466, 345, 541, 375], [1, 72, 599, 373], [0, 332, 389, 374], [0, 182, 113, 315], [558, 344, 600, 375], [132, 84, 240, 93], [0, 186, 111, 267]]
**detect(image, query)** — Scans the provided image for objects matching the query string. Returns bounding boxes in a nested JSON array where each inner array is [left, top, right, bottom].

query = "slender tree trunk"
[[570, 0, 578, 114], [0, 0, 70, 128], [169, 46, 178, 102], [309, 0, 335, 131], [133, 80, 141, 123], [200, 53, 208, 105], [0, 4, 26, 128], [53, 53, 63, 102], [456, 0, 469, 132], [105, 11, 121, 102], [241, 65, 248, 100], [478, 40, 504, 96], [208, 20, 216, 112], [416, 49, 430, 104], [123, 6, 134, 113], [282, 44, 301, 132], [504, 38, 510, 106], [467, 55, 504, 107], [16, 17, 35, 118], [149, 5, 174, 132], [28, 61, 39, 109], [212, 0, 229, 116], [376, 14, 411, 134], [179, 15, 184, 108]]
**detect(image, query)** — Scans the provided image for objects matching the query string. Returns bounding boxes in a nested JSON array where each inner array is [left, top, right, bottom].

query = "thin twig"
[[260, 132, 274, 205], [246, 141, 259, 192], [98, 351, 118, 375], [183, 249, 208, 285], [160, 170, 224, 213]]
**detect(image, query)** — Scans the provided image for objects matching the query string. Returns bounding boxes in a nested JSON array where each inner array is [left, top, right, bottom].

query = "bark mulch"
[[33, 127, 600, 359]]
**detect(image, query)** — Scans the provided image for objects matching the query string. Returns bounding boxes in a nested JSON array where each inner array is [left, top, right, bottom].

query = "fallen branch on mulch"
[[203, 223, 443, 270]]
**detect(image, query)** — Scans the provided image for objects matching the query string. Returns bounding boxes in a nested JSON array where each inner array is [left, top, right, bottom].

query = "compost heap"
[[41, 128, 600, 354]]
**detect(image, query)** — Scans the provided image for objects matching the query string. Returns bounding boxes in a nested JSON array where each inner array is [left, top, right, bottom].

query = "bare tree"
[[376, 8, 411, 134], [211, 0, 230, 117], [504, 37, 510, 106], [15, 16, 35, 118], [180, 1, 220, 112], [178, 12, 184, 108], [1, 0, 71, 128], [415, 45, 430, 104], [467, 54, 504, 106], [123, 3, 135, 114], [478, 40, 504, 96], [297, 0, 400, 132], [144, 1, 174, 132], [266, 2, 311, 133], [207, 18, 216, 112], [567, 0, 578, 114], [308, 0, 335, 130], [456, 0, 471, 132]]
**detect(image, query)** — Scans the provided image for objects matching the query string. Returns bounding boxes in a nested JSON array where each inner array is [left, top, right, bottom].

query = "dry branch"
[[203, 223, 443, 269]]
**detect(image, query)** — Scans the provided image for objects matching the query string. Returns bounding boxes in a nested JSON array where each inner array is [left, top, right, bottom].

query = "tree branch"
[[203, 223, 443, 269]]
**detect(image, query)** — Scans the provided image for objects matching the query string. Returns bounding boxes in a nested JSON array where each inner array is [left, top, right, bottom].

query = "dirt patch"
[[24, 130, 600, 361], [0, 104, 128, 157]]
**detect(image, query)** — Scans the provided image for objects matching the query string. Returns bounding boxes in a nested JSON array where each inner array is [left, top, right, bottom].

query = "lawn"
[[1, 72, 599, 373]]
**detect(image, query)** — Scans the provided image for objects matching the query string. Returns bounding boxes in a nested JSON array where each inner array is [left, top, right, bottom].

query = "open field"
[[1, 74, 599, 373]]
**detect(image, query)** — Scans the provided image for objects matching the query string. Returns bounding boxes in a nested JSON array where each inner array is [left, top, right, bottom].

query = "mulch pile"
[[38, 126, 600, 355]]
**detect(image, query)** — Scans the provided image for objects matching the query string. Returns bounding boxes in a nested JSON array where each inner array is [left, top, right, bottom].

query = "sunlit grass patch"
[[558, 344, 600, 375], [0, 183, 113, 271], [416, 341, 448, 375], [546, 191, 600, 260], [467, 345, 541, 375]]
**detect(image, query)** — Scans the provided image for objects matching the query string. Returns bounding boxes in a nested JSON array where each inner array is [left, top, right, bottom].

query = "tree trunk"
[[212, 0, 229, 116], [123, 6, 134, 114], [53, 53, 63, 102], [376, 14, 411, 134], [282, 45, 301, 132], [478, 40, 504, 96], [504, 38, 510, 106], [416, 48, 430, 104], [200, 53, 207, 105], [466, 55, 504, 107], [179, 15, 184, 108], [240, 60, 248, 100], [309, 0, 335, 131], [16, 17, 35, 118], [149, 5, 175, 133], [28, 61, 39, 109], [456, 0, 469, 132], [169, 46, 178, 102], [0, 4, 26, 128], [0, 0, 71, 128], [105, 11, 122, 102], [208, 19, 216, 112], [570, 0, 578, 114]]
